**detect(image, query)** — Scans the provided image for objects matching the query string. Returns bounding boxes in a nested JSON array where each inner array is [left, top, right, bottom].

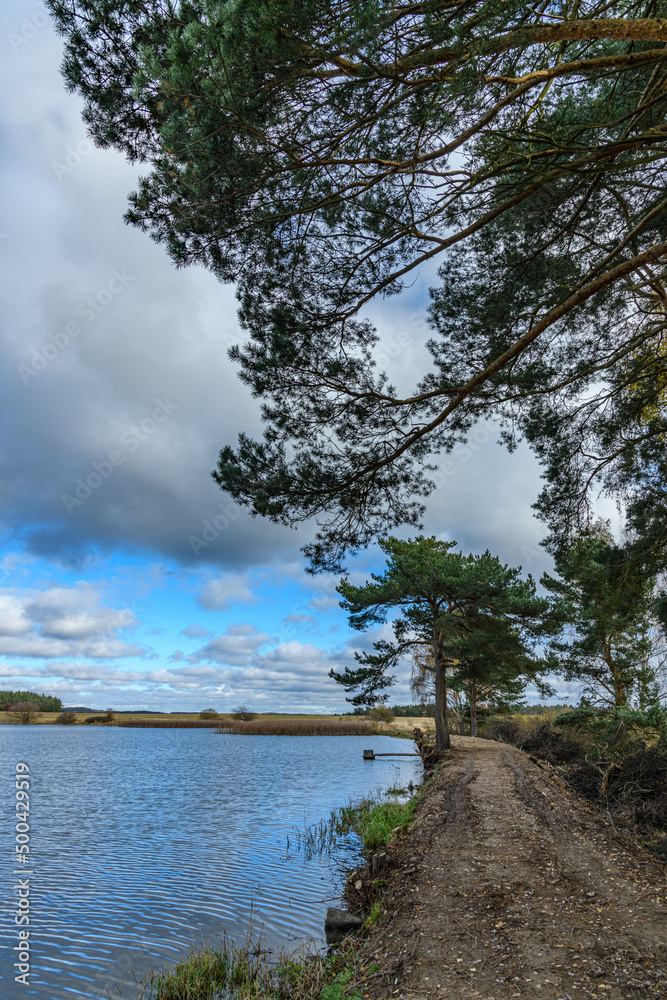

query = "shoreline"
[[139, 734, 667, 999]]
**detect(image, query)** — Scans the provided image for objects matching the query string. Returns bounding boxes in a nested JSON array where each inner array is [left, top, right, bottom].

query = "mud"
[[358, 736, 667, 999]]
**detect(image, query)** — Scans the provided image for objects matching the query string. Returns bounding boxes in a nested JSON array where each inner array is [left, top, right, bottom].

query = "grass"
[[140, 780, 428, 1000], [336, 796, 417, 849], [4, 712, 372, 733], [364, 902, 382, 928], [214, 719, 372, 735], [0, 712, 375, 731], [137, 935, 363, 1000]]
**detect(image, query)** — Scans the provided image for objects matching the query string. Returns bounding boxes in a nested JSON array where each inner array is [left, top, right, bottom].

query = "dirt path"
[[359, 736, 667, 999]]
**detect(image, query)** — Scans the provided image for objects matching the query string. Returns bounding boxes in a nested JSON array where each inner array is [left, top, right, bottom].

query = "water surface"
[[0, 727, 421, 999]]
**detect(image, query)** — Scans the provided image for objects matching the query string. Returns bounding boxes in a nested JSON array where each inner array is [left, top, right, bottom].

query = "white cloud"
[[188, 624, 275, 666], [196, 574, 256, 611], [0, 583, 141, 659]]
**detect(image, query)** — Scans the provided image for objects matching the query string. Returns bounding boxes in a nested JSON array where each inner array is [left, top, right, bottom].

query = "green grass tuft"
[[334, 795, 416, 850]]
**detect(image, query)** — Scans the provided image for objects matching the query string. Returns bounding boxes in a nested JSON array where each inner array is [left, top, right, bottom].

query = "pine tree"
[[332, 536, 556, 749], [47, 2, 667, 569], [542, 524, 660, 706]]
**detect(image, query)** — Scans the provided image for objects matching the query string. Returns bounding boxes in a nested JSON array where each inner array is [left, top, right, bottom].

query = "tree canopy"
[[48, 1, 667, 568], [542, 523, 664, 707], [0, 690, 62, 712], [331, 536, 556, 748], [411, 643, 547, 737]]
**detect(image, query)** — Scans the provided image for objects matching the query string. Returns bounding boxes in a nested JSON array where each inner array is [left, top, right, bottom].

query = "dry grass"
[[215, 719, 372, 735], [0, 711, 373, 732], [0, 711, 64, 725], [119, 719, 223, 728], [387, 717, 436, 733]]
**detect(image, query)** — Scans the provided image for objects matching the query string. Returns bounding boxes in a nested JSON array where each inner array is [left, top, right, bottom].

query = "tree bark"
[[604, 639, 627, 707], [433, 629, 450, 750], [470, 682, 477, 738]]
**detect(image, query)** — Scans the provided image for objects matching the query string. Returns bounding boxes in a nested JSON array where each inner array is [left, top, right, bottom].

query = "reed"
[[118, 719, 222, 729], [215, 719, 372, 736], [117, 718, 372, 733], [138, 933, 362, 1000]]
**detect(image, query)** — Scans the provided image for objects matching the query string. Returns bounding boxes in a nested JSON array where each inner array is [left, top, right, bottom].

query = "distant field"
[[0, 712, 369, 726], [0, 711, 435, 734]]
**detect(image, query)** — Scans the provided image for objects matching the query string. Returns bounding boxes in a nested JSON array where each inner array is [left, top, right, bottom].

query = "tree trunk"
[[433, 630, 450, 750], [470, 682, 477, 737], [604, 641, 627, 707]]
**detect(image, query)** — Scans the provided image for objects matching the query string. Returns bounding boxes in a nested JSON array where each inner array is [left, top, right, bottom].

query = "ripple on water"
[[0, 727, 421, 999]]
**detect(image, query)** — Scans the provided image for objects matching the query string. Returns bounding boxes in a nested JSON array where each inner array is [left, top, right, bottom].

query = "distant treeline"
[[0, 691, 62, 712], [352, 702, 571, 718], [517, 704, 572, 716], [390, 704, 437, 717]]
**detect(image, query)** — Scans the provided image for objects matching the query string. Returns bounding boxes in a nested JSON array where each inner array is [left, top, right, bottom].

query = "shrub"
[[519, 723, 583, 764], [55, 711, 77, 725], [369, 706, 394, 723], [199, 708, 218, 719], [8, 702, 40, 724], [83, 714, 109, 724], [105, 707, 115, 722], [232, 705, 256, 721]]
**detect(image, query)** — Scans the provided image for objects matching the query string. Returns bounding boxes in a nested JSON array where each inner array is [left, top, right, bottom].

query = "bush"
[[8, 702, 40, 724], [83, 714, 110, 724], [369, 706, 395, 723], [55, 711, 77, 725], [481, 719, 520, 744], [199, 708, 219, 719], [483, 708, 667, 835], [232, 706, 256, 721], [105, 707, 115, 722], [519, 723, 583, 764]]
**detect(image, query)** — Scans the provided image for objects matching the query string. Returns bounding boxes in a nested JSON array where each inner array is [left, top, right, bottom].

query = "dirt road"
[[360, 736, 667, 999]]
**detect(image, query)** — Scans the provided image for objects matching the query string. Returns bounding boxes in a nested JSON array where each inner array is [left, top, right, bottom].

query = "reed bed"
[[116, 718, 372, 733], [118, 719, 222, 728], [215, 719, 372, 736]]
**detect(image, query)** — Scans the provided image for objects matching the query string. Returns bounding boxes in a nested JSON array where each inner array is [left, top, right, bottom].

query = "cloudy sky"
[[0, 1, 580, 712]]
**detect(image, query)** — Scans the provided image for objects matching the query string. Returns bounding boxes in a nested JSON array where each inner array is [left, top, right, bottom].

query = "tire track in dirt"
[[360, 736, 667, 1000]]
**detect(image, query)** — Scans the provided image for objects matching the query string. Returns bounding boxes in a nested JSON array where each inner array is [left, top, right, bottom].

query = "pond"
[[0, 727, 422, 999]]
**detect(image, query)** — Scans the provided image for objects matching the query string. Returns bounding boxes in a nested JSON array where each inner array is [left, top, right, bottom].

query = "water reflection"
[[0, 727, 421, 999]]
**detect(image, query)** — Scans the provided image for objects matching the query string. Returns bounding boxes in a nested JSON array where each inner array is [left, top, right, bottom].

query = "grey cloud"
[[0, 624, 416, 710], [0, 14, 307, 573], [188, 624, 275, 666], [0, 636, 142, 659], [180, 623, 213, 639], [282, 614, 317, 627], [0, 11, 555, 580]]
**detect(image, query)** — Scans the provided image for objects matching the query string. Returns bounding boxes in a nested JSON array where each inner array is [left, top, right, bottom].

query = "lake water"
[[0, 727, 421, 999]]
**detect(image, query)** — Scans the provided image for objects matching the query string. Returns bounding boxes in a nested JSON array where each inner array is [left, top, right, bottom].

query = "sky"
[[0, 1, 583, 712]]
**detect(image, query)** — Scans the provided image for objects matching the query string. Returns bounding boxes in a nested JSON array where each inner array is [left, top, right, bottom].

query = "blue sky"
[[0, 1, 587, 712]]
